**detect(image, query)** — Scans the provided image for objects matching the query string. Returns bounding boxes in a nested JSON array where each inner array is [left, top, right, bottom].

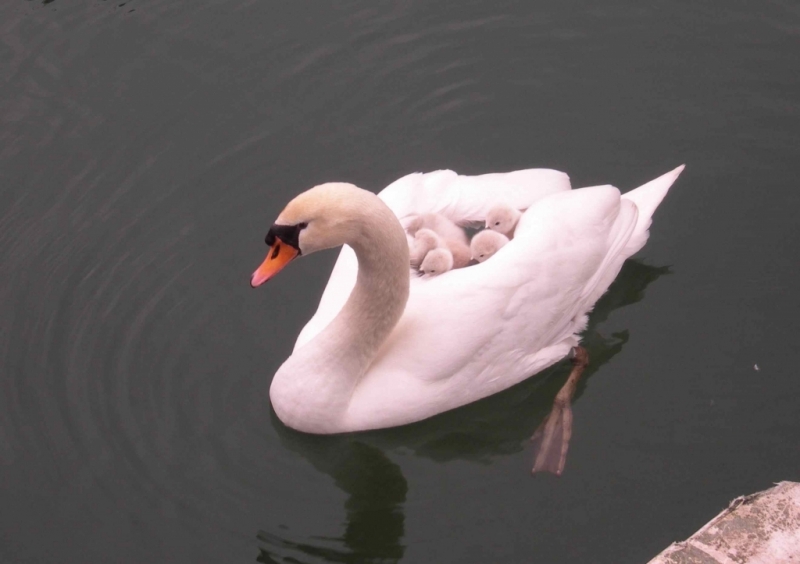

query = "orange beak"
[[250, 240, 299, 287]]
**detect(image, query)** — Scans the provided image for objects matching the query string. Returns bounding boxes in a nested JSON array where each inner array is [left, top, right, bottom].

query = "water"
[[1, 1, 799, 562]]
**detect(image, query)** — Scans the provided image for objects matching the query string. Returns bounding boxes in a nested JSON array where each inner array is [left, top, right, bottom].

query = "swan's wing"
[[294, 168, 572, 350], [621, 164, 685, 255], [379, 168, 571, 225], [350, 185, 651, 413]]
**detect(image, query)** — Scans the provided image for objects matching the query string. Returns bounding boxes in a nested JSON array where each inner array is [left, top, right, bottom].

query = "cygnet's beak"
[[251, 240, 299, 287]]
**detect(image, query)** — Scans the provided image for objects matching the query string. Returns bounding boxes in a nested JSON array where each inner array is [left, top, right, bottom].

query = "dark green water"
[[1, 1, 799, 563]]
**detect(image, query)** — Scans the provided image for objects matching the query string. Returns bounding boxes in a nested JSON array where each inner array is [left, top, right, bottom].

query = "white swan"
[[251, 166, 684, 434]]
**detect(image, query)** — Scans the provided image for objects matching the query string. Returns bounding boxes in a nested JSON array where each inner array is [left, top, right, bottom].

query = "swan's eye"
[[298, 222, 308, 229], [480, 254, 485, 257], [494, 221, 500, 226]]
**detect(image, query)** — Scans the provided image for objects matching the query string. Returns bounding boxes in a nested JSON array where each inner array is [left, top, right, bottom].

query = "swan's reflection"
[[257, 260, 668, 563], [257, 439, 406, 563]]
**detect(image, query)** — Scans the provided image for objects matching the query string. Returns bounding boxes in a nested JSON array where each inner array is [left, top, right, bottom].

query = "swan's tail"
[[621, 164, 685, 255], [574, 164, 684, 311]]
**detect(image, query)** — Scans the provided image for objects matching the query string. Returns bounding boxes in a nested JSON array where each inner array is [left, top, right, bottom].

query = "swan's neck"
[[270, 201, 410, 433]]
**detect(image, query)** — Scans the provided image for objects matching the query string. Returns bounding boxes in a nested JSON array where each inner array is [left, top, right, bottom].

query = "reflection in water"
[[258, 439, 406, 563], [258, 260, 668, 563]]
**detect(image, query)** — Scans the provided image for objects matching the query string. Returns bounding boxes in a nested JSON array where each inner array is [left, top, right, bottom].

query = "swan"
[[420, 247, 454, 276], [251, 166, 684, 434], [470, 229, 509, 263]]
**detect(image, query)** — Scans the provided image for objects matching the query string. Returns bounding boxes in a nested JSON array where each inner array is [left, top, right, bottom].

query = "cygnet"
[[410, 228, 470, 270], [419, 248, 453, 277], [406, 213, 469, 245], [470, 230, 509, 263], [485, 205, 522, 239], [446, 239, 471, 269], [409, 228, 441, 269]]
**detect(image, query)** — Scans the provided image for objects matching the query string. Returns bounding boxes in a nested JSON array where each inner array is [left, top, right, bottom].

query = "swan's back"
[[380, 168, 572, 226], [351, 168, 683, 423]]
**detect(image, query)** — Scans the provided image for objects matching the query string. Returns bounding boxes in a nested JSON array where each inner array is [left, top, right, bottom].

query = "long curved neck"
[[337, 228, 411, 362], [270, 196, 410, 433]]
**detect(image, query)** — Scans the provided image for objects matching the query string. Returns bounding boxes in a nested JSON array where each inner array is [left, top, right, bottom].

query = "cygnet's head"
[[485, 205, 522, 238], [420, 248, 453, 277], [470, 229, 509, 263]]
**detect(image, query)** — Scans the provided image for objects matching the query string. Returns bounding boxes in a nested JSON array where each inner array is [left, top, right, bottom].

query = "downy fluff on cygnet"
[[408, 221, 470, 270], [446, 238, 471, 269], [406, 213, 469, 245], [419, 247, 453, 277], [485, 205, 523, 238], [409, 228, 441, 269], [470, 229, 509, 263]]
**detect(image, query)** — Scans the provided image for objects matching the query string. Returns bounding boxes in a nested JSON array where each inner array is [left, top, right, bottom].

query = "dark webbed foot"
[[530, 346, 589, 476]]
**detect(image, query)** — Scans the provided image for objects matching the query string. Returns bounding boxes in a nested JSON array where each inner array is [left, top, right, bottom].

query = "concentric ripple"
[[6, 0, 799, 562], [0, 2, 674, 561]]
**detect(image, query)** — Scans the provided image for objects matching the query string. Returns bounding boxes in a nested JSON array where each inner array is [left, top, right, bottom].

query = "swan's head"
[[485, 205, 522, 237], [419, 248, 453, 277], [251, 183, 384, 287], [470, 229, 509, 263]]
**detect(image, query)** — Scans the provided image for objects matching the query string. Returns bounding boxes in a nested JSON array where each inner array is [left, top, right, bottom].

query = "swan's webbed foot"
[[567, 345, 588, 365], [530, 346, 588, 476]]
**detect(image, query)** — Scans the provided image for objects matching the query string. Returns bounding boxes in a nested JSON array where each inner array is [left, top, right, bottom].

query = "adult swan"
[[251, 166, 684, 435]]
